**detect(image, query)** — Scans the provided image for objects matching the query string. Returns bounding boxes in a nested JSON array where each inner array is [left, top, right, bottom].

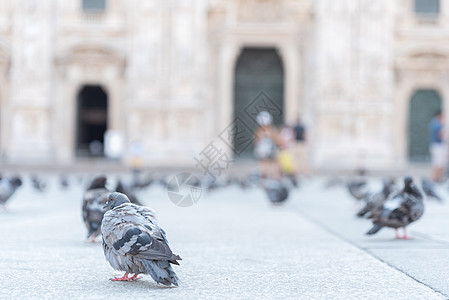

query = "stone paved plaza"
[[0, 175, 448, 299]]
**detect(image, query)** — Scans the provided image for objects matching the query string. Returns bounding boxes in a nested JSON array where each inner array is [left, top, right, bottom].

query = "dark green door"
[[233, 48, 284, 159], [408, 89, 442, 162]]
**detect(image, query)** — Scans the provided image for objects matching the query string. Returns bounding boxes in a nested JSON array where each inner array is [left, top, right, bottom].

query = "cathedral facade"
[[0, 0, 446, 170]]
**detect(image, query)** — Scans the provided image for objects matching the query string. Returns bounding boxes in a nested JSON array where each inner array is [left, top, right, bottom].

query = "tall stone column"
[[313, 0, 396, 169], [6, 0, 54, 162]]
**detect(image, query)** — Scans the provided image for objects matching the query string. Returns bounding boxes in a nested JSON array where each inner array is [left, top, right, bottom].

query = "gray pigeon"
[[357, 177, 396, 218], [115, 180, 142, 206], [421, 178, 443, 202], [60, 174, 69, 189], [346, 168, 368, 201], [82, 175, 109, 242], [263, 179, 289, 204], [30, 175, 47, 192], [366, 176, 424, 239], [346, 180, 368, 201], [0, 176, 23, 210], [101, 192, 181, 285]]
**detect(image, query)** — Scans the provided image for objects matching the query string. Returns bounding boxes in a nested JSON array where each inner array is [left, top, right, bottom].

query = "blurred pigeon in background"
[[0, 176, 23, 211], [263, 179, 289, 204], [59, 174, 69, 190], [346, 169, 368, 201], [247, 171, 262, 186], [347, 180, 368, 201], [115, 179, 142, 206], [132, 174, 154, 190], [366, 176, 424, 239], [155, 174, 170, 189], [82, 175, 109, 242], [31, 175, 47, 192], [421, 178, 443, 202], [357, 177, 396, 218], [101, 192, 181, 285], [204, 175, 221, 193]]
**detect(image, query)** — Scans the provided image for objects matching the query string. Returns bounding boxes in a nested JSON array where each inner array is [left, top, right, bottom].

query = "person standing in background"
[[429, 110, 446, 182], [279, 124, 295, 174], [130, 139, 144, 186], [279, 123, 298, 186], [254, 111, 283, 179], [293, 118, 310, 176]]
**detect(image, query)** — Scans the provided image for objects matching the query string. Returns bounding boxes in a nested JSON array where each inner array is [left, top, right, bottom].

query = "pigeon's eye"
[[110, 197, 113, 201]]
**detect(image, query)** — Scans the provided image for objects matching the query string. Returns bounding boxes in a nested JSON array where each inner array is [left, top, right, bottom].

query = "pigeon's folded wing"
[[106, 223, 180, 262], [135, 206, 169, 243], [82, 188, 108, 221]]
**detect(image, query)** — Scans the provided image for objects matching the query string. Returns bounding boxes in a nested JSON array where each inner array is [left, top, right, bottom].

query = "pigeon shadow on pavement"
[[104, 278, 178, 290]]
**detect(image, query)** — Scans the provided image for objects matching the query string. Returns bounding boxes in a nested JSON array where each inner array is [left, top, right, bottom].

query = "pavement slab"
[[292, 177, 449, 298]]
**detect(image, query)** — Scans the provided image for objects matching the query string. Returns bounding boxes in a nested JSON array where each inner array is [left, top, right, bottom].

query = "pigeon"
[[263, 179, 289, 204], [346, 174, 369, 202], [366, 176, 424, 239], [82, 175, 109, 242], [247, 171, 262, 185], [421, 178, 443, 202], [59, 174, 69, 189], [238, 177, 250, 190], [101, 192, 181, 285], [31, 175, 47, 192], [115, 180, 142, 206], [357, 177, 396, 218], [0, 176, 23, 211], [77, 175, 84, 185], [156, 174, 169, 189], [346, 168, 369, 200], [132, 175, 154, 190], [204, 176, 221, 192]]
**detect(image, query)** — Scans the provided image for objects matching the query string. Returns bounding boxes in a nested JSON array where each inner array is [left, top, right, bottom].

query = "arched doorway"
[[233, 47, 284, 159], [408, 89, 442, 162], [76, 85, 108, 157]]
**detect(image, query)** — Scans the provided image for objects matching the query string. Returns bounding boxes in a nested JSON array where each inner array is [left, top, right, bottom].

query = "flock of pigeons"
[[79, 172, 294, 285], [0, 170, 444, 287], [341, 172, 442, 239]]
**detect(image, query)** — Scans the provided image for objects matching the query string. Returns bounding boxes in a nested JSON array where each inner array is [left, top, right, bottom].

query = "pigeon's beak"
[[103, 203, 108, 209]]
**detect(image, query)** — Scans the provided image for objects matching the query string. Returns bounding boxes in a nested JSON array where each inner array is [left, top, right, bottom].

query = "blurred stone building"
[[0, 0, 445, 170]]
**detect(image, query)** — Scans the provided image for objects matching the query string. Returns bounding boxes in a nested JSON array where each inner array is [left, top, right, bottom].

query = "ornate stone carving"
[[237, 0, 284, 23]]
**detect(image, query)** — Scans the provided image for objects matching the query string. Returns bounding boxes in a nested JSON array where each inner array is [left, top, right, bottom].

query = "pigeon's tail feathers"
[[168, 254, 182, 265], [366, 224, 383, 235], [142, 260, 179, 286], [356, 205, 370, 217]]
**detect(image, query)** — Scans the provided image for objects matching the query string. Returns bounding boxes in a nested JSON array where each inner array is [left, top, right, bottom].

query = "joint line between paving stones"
[[411, 231, 449, 247], [290, 206, 449, 299]]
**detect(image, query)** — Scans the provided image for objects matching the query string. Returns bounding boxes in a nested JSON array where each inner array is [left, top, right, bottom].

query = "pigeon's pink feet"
[[395, 228, 413, 240], [90, 233, 96, 243], [128, 274, 142, 281], [110, 273, 133, 281], [394, 229, 400, 239]]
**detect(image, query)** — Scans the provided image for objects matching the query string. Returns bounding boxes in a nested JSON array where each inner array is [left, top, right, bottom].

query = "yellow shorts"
[[278, 150, 295, 174]]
